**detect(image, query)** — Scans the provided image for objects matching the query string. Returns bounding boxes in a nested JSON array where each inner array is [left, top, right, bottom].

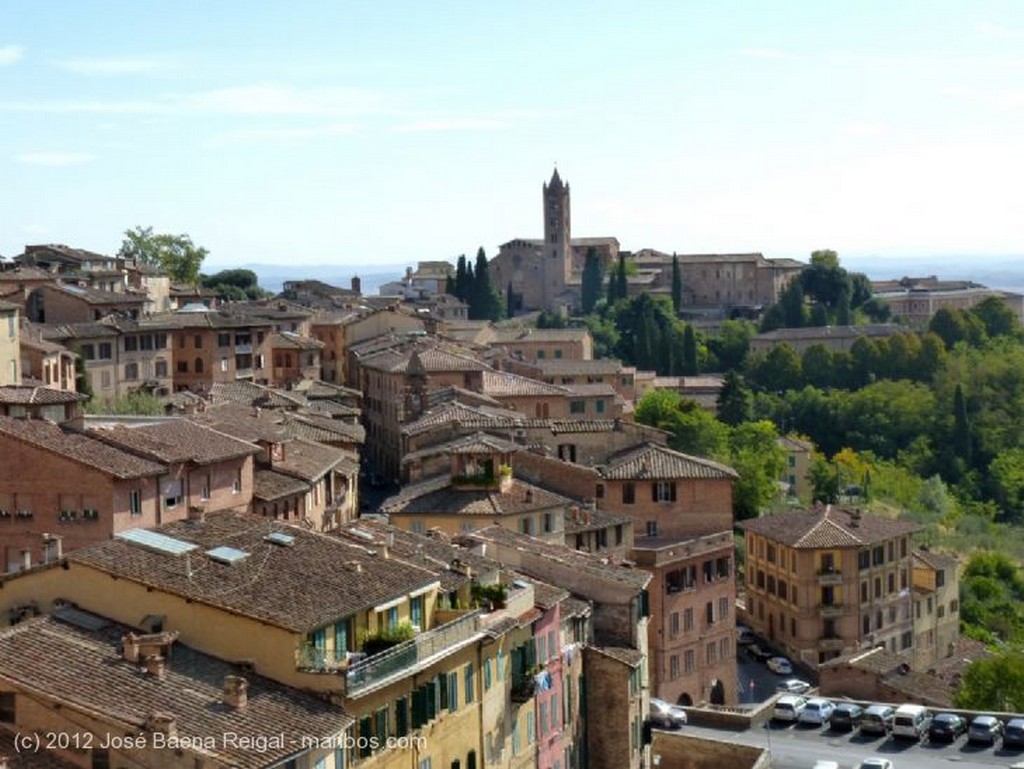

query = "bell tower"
[[543, 168, 573, 292]]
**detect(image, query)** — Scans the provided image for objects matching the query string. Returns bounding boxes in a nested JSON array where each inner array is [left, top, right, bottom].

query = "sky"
[[1, 1, 1023, 275]]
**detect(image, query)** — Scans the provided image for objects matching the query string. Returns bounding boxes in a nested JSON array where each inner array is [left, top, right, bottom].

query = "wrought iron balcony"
[[817, 570, 843, 586]]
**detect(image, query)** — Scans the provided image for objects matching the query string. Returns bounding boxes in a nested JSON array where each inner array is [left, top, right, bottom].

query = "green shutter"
[[439, 670, 449, 710], [395, 697, 409, 737], [426, 678, 438, 720], [412, 688, 426, 728], [358, 716, 372, 757], [375, 707, 388, 744], [449, 671, 459, 710]]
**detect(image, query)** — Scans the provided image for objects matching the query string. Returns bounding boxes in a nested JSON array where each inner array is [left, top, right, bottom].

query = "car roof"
[[865, 704, 894, 714], [933, 712, 960, 719], [806, 697, 831, 704], [972, 715, 998, 723], [835, 702, 863, 711], [1007, 717, 1024, 725], [777, 694, 806, 704]]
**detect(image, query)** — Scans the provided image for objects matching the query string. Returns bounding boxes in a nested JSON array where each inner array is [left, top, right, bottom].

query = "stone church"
[[490, 169, 619, 315]]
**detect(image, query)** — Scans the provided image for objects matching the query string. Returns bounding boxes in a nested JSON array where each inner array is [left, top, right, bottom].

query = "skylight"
[[264, 531, 295, 547], [117, 528, 199, 556], [205, 546, 250, 565]]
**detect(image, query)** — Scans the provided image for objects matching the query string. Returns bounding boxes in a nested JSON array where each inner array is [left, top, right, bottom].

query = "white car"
[[858, 759, 894, 769], [772, 694, 807, 722], [798, 697, 835, 726], [767, 656, 793, 675], [648, 697, 687, 729], [776, 678, 811, 694], [812, 762, 839, 769]]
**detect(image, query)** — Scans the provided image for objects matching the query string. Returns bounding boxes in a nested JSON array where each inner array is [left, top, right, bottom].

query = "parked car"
[[747, 643, 772, 662], [647, 697, 687, 730], [968, 714, 1003, 744], [860, 704, 895, 735], [773, 694, 808, 722], [776, 678, 812, 694], [857, 759, 893, 769], [1004, 717, 1024, 748], [798, 697, 835, 726], [737, 624, 756, 645], [767, 656, 793, 675], [892, 704, 931, 740], [928, 712, 966, 742], [812, 762, 839, 769], [830, 703, 864, 731]]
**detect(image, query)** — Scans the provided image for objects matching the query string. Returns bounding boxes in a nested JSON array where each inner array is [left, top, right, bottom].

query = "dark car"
[[968, 714, 1003, 745], [747, 643, 772, 662], [928, 712, 966, 742], [1004, 717, 1024, 748], [830, 703, 865, 731], [860, 705, 895, 736]]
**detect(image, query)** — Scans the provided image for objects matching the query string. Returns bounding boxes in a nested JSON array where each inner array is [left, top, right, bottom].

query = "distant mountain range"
[[223, 254, 1024, 298]]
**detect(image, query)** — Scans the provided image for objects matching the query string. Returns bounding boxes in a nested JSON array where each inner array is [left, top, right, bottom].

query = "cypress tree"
[[445, 273, 456, 296], [455, 255, 468, 301], [471, 247, 502, 321], [581, 247, 602, 314], [506, 281, 515, 318], [615, 255, 628, 302], [682, 324, 699, 375], [671, 252, 683, 315]]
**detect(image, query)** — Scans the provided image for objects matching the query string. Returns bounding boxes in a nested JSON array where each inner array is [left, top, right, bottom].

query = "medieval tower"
[[543, 168, 573, 291]]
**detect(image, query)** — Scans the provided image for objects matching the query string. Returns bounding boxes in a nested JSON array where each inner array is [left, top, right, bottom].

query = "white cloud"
[[392, 117, 508, 133], [734, 48, 794, 60], [0, 45, 24, 66], [996, 89, 1024, 109], [837, 122, 887, 137], [14, 152, 95, 167], [54, 57, 166, 75]]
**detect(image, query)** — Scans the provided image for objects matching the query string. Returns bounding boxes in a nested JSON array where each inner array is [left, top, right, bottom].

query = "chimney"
[[122, 633, 140, 663], [146, 712, 178, 738], [524, 489, 534, 503], [223, 675, 248, 709], [351, 276, 362, 295], [144, 655, 167, 679]]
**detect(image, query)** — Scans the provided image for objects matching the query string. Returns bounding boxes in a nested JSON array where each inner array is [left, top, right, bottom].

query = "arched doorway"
[[709, 679, 725, 705], [677, 693, 692, 706]]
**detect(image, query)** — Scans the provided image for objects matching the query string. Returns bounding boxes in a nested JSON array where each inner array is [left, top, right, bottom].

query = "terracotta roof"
[[45, 283, 147, 305], [912, 549, 959, 572], [529, 358, 624, 376], [563, 506, 633, 534], [303, 399, 362, 418], [267, 331, 324, 350], [563, 383, 617, 398], [360, 347, 411, 373], [491, 327, 591, 344], [0, 724, 78, 769], [591, 646, 644, 667], [253, 468, 309, 501], [464, 526, 652, 589], [381, 477, 570, 516], [283, 413, 366, 445], [402, 432, 521, 464], [600, 443, 738, 480], [291, 378, 362, 401], [68, 515, 438, 631], [778, 435, 814, 452], [272, 438, 350, 482], [738, 506, 921, 548], [188, 401, 292, 443], [482, 370, 570, 398], [0, 386, 83, 404], [208, 380, 307, 410], [20, 336, 71, 355], [86, 419, 259, 465], [516, 576, 569, 611], [410, 347, 489, 373], [402, 401, 518, 435], [335, 521, 502, 592], [0, 265, 53, 281], [0, 614, 349, 769], [0, 416, 164, 478], [561, 595, 592, 619]]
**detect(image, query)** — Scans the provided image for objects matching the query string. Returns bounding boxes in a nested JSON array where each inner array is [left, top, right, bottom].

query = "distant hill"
[[215, 262, 410, 296]]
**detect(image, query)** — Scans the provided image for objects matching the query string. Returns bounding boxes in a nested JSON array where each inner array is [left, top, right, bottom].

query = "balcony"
[[819, 603, 845, 619], [345, 610, 483, 696], [511, 675, 538, 703], [817, 570, 843, 586], [234, 343, 253, 354]]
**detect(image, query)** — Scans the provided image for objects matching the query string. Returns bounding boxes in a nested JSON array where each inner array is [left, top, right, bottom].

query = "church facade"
[[490, 169, 619, 315]]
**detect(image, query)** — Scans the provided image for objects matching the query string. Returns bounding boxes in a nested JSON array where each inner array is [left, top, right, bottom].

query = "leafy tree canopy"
[[118, 226, 208, 286]]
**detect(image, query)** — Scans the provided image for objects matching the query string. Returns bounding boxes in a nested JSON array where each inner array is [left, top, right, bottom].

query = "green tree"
[[682, 324, 699, 375], [83, 391, 165, 416], [778, 279, 806, 328], [709, 319, 755, 372], [801, 249, 849, 308], [581, 247, 603, 314], [454, 255, 468, 301], [954, 651, 1024, 712], [729, 420, 787, 519], [991, 448, 1024, 522], [970, 296, 1019, 339], [671, 252, 683, 315], [929, 307, 986, 349], [801, 344, 834, 389], [635, 390, 729, 458], [717, 370, 753, 426], [749, 344, 803, 392], [118, 226, 208, 286], [202, 268, 267, 300], [952, 383, 971, 464], [73, 352, 93, 402], [615, 254, 628, 303], [470, 247, 502, 321], [835, 286, 852, 325]]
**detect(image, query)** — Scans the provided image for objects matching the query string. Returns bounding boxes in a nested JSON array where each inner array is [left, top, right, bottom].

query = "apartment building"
[[20, 335, 76, 391], [33, 282, 147, 324], [489, 328, 594, 363], [311, 308, 425, 386], [0, 385, 83, 421], [873, 275, 1024, 326], [911, 549, 961, 671], [0, 302, 18, 386], [739, 506, 921, 666], [502, 357, 638, 404], [778, 435, 813, 501], [267, 331, 324, 386]]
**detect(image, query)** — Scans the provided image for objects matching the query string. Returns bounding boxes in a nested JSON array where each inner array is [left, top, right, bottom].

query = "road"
[[675, 721, 1024, 768]]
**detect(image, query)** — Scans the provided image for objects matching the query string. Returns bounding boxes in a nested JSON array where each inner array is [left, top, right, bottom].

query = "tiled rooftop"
[[46, 283, 147, 305], [599, 443, 738, 480], [381, 477, 570, 516], [267, 331, 324, 350], [86, 419, 259, 465], [482, 370, 571, 398], [402, 432, 521, 464], [272, 438, 350, 482], [528, 358, 624, 376], [253, 468, 310, 501], [283, 413, 366, 445], [207, 380, 307, 410], [563, 506, 633, 534], [0, 386, 83, 404], [0, 416, 165, 478], [0, 613, 349, 769], [69, 515, 438, 631], [591, 646, 644, 667], [738, 506, 921, 548]]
